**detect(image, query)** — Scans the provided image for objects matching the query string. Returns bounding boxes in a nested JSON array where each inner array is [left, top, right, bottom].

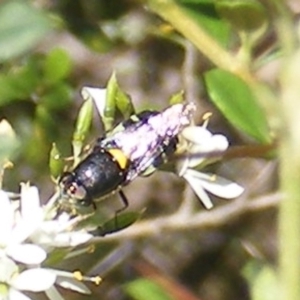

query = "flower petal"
[[178, 126, 229, 172], [180, 144, 206, 170], [0, 191, 13, 244], [6, 244, 47, 264], [20, 184, 43, 222], [9, 185, 44, 244], [9, 289, 32, 300], [32, 218, 92, 247], [181, 126, 212, 144], [30, 220, 62, 245], [56, 277, 91, 294], [11, 269, 56, 292], [81, 87, 107, 118], [181, 126, 229, 152], [187, 135, 228, 154], [11, 216, 44, 246], [183, 173, 214, 209], [210, 134, 229, 151], [185, 169, 244, 199], [0, 257, 18, 282], [45, 286, 65, 300], [52, 232, 92, 247]]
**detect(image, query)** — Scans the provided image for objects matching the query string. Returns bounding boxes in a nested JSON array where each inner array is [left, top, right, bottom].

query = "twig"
[[93, 192, 280, 243]]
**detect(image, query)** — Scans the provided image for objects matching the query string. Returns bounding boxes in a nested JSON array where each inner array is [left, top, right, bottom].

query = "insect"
[[59, 102, 195, 210]]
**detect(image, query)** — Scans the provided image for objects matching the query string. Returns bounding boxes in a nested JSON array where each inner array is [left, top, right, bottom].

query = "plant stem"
[[278, 52, 300, 300], [279, 139, 300, 300], [273, 1, 300, 299], [146, 0, 279, 126], [146, 0, 254, 84], [94, 192, 280, 242]]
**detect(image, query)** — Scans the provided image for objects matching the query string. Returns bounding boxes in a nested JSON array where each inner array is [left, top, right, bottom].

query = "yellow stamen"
[[92, 276, 102, 285], [202, 112, 213, 128], [73, 270, 83, 281]]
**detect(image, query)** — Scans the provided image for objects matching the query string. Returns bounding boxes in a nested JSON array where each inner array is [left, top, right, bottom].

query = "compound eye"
[[59, 173, 87, 200], [67, 182, 87, 200]]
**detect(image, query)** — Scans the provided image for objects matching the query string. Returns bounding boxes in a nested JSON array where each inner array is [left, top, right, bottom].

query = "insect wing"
[[98, 115, 165, 180], [98, 103, 194, 182]]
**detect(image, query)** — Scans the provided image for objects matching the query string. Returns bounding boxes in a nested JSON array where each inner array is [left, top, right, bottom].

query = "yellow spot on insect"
[[108, 149, 129, 169]]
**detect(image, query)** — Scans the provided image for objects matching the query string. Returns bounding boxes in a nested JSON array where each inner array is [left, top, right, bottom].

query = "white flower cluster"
[[0, 185, 98, 300]]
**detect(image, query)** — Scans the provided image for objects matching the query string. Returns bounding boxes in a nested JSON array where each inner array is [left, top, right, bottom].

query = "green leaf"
[[72, 98, 93, 160], [169, 90, 184, 105], [94, 211, 141, 236], [204, 68, 271, 143], [215, 0, 267, 33], [0, 60, 40, 106], [176, 0, 230, 47], [49, 143, 64, 179], [0, 74, 25, 105], [0, 1, 52, 62], [0, 120, 20, 165], [41, 83, 72, 111], [106, 73, 135, 130], [124, 279, 172, 300], [44, 48, 72, 84], [45, 248, 69, 266], [108, 74, 135, 120], [115, 89, 135, 120], [105, 73, 118, 130]]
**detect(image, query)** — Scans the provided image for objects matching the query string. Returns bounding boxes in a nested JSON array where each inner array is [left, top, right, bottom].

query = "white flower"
[[43, 269, 102, 299], [0, 185, 97, 300], [0, 258, 96, 300], [81, 86, 107, 119], [0, 190, 57, 300], [20, 183, 92, 249], [0, 255, 56, 300], [47, 269, 101, 294], [0, 189, 47, 265], [178, 125, 244, 209]]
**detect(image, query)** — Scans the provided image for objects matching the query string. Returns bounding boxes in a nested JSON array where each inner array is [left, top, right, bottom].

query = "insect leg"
[[116, 190, 129, 213], [117, 190, 129, 209], [92, 191, 130, 237], [114, 190, 129, 229]]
